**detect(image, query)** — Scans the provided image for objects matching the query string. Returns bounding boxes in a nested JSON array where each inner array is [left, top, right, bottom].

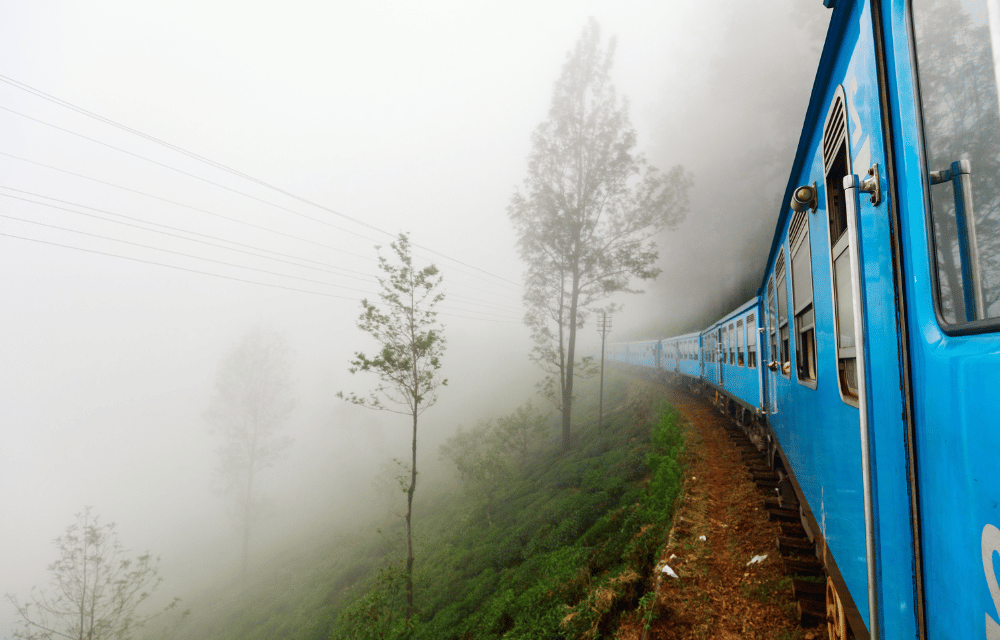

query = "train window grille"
[[732, 322, 741, 366], [736, 319, 744, 366], [912, 0, 1000, 326], [823, 88, 859, 402], [747, 313, 757, 368], [776, 249, 790, 376], [790, 211, 817, 384]]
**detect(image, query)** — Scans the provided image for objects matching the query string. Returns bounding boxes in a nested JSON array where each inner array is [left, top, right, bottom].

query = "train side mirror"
[[790, 182, 818, 213]]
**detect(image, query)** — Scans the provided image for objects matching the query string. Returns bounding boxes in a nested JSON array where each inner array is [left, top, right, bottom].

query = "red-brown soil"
[[617, 387, 820, 640]]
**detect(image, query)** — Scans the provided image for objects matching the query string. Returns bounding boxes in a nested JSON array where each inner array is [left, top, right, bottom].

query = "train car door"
[[896, 0, 1000, 637], [807, 2, 920, 637]]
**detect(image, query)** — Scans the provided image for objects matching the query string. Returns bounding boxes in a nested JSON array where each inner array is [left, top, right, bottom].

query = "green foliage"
[[330, 565, 407, 640], [439, 403, 550, 526], [647, 405, 684, 521], [339, 233, 446, 416], [166, 387, 685, 640]]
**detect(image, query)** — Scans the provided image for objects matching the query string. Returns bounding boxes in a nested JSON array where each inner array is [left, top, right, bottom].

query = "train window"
[[913, 0, 1000, 326], [823, 88, 859, 402], [728, 324, 736, 365], [767, 278, 778, 369], [747, 313, 757, 368], [790, 211, 817, 384], [735, 321, 744, 366], [776, 250, 790, 376]]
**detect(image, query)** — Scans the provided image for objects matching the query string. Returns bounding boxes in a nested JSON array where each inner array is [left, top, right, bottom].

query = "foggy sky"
[[0, 1, 828, 636]]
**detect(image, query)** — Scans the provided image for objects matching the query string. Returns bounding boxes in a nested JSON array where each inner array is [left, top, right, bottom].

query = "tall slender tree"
[[205, 326, 295, 575], [509, 19, 691, 450], [339, 233, 446, 625]]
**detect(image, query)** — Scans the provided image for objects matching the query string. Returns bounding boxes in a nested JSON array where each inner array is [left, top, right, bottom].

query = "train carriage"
[[606, 0, 1000, 637], [701, 299, 763, 414]]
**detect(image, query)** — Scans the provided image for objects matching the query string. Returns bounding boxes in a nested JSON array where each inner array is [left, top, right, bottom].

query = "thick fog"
[[0, 1, 828, 636]]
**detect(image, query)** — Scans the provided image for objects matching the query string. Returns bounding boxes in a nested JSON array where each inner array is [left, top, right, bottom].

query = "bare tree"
[[205, 326, 295, 575], [5, 508, 179, 640], [339, 233, 446, 626], [508, 19, 691, 450]]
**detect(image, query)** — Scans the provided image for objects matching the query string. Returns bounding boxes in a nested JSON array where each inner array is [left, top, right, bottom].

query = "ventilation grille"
[[789, 211, 808, 249], [747, 313, 755, 324], [775, 250, 786, 280], [824, 95, 847, 172]]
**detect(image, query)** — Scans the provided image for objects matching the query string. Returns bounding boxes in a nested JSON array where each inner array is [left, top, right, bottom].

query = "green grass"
[[156, 373, 686, 640]]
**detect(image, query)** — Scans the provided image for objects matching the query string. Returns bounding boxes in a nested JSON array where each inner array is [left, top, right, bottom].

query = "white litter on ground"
[[698, 535, 707, 542], [661, 564, 679, 579], [747, 554, 768, 566]]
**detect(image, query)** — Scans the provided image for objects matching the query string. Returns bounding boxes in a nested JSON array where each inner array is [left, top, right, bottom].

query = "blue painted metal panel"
[[704, 300, 762, 410], [884, 0, 1000, 636]]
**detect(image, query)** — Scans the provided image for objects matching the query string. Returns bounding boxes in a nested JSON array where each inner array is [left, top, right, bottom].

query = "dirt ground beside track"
[[617, 387, 819, 640]]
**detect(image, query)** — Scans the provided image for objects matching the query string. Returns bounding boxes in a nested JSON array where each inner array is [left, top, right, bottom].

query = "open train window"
[[747, 313, 757, 368], [912, 0, 1000, 327], [736, 320, 744, 366], [767, 278, 778, 369], [776, 249, 790, 376], [823, 88, 858, 403], [790, 211, 817, 385]]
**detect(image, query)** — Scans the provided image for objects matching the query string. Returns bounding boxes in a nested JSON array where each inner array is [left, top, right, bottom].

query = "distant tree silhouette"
[[509, 19, 690, 450], [6, 508, 180, 640], [205, 325, 295, 575]]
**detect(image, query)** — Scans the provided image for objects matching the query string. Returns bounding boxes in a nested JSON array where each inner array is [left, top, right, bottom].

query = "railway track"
[[721, 414, 828, 624], [647, 382, 831, 638]]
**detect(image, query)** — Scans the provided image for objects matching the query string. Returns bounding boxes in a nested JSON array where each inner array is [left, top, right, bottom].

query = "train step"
[[792, 578, 826, 602], [756, 481, 781, 495], [797, 598, 827, 626], [777, 535, 815, 556], [780, 522, 807, 538], [750, 469, 779, 482], [766, 506, 801, 523], [783, 556, 824, 577]]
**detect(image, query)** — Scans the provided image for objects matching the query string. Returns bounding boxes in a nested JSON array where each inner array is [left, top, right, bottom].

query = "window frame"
[[747, 313, 757, 369], [776, 248, 791, 378], [822, 87, 860, 406], [736, 320, 744, 366], [790, 211, 818, 387], [909, 0, 1000, 334]]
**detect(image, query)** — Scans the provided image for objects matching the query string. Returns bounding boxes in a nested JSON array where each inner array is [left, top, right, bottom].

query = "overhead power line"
[[0, 74, 524, 289], [4, 186, 526, 315], [0, 231, 522, 324], [1, 204, 523, 320], [0, 151, 524, 304]]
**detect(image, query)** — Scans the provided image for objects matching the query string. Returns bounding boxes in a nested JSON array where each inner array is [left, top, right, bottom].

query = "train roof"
[[704, 297, 759, 331], [757, 0, 847, 299]]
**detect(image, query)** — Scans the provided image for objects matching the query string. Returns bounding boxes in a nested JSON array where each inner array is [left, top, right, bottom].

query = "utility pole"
[[597, 312, 612, 431]]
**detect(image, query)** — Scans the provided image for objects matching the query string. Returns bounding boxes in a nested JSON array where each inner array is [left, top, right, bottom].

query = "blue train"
[[609, 0, 1000, 638]]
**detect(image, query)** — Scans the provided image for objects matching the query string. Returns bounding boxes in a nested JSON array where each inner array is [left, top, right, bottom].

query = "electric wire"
[[0, 151, 525, 304], [0, 186, 525, 315], [0, 77, 523, 289], [1, 208, 522, 321], [0, 231, 520, 324]]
